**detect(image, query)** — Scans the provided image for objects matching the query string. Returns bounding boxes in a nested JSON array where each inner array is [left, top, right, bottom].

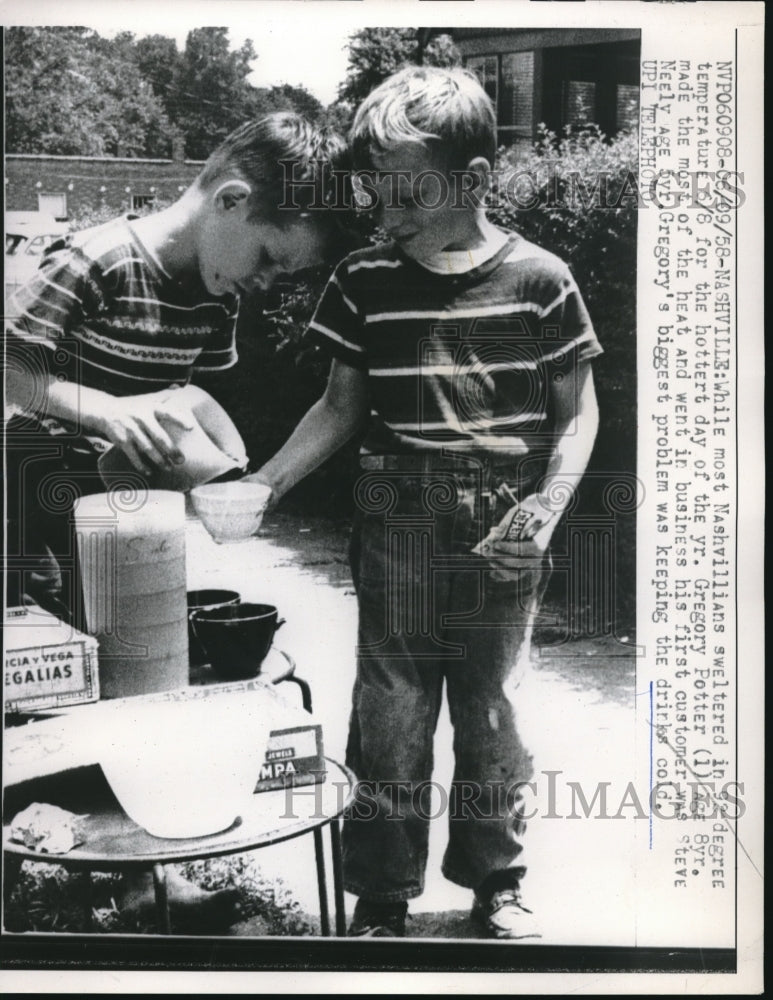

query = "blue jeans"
[[343, 465, 551, 901]]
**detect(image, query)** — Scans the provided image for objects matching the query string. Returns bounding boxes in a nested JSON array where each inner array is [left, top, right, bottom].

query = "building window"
[[499, 52, 535, 137], [465, 39, 639, 150], [616, 83, 640, 132], [563, 80, 597, 129], [467, 52, 535, 146], [559, 75, 639, 136], [467, 55, 498, 111], [542, 41, 640, 139], [131, 193, 156, 212], [37, 192, 67, 220]]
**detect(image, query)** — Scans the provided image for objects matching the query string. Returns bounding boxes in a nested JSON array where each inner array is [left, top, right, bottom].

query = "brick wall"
[[5, 155, 205, 221]]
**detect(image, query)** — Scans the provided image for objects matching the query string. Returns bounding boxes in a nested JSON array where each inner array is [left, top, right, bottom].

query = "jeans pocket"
[[351, 511, 390, 590], [482, 550, 552, 611]]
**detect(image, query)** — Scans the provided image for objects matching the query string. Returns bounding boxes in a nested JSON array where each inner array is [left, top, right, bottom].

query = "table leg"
[[313, 827, 330, 936], [82, 870, 94, 931], [152, 863, 172, 934], [330, 818, 346, 937], [284, 675, 313, 713]]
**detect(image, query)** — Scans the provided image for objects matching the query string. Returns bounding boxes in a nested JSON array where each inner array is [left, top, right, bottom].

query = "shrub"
[[67, 196, 175, 233], [490, 124, 638, 462], [4, 858, 315, 935], [490, 124, 639, 633]]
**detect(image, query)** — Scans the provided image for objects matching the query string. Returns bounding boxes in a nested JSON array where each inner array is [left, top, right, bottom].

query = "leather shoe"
[[348, 898, 408, 937], [471, 886, 541, 940]]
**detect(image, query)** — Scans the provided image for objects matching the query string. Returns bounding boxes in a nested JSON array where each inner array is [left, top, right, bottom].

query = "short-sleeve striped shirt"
[[7, 216, 239, 399], [307, 231, 602, 460]]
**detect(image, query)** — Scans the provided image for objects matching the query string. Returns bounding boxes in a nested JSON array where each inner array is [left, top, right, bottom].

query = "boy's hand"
[[241, 470, 277, 512], [475, 493, 560, 583], [95, 390, 196, 475]]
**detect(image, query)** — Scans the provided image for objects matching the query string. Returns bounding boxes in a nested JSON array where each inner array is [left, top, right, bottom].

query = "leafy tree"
[[337, 28, 460, 107], [337, 28, 418, 106], [266, 84, 323, 123], [170, 27, 262, 158], [134, 33, 185, 117], [5, 27, 174, 157], [5, 26, 326, 160], [422, 32, 462, 69]]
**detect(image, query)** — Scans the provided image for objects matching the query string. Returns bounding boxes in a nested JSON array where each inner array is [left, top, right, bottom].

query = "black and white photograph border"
[[0, 1, 764, 995]]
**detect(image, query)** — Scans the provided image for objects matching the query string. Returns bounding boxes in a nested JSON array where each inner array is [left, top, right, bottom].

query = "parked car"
[[5, 211, 69, 312]]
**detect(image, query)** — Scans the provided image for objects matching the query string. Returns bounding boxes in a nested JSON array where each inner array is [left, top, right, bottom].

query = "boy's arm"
[[7, 361, 197, 477], [6, 248, 202, 474], [483, 360, 599, 568], [525, 357, 599, 535], [245, 358, 369, 501]]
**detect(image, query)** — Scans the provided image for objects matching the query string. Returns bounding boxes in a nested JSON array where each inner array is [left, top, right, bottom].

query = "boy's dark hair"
[[197, 112, 350, 226], [350, 66, 497, 172]]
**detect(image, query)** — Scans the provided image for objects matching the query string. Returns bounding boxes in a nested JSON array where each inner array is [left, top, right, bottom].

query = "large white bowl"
[[98, 688, 275, 839], [190, 481, 272, 544]]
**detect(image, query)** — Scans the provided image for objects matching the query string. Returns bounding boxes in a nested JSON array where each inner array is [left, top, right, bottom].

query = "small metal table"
[[189, 646, 313, 713], [4, 649, 351, 936], [3, 755, 354, 936]]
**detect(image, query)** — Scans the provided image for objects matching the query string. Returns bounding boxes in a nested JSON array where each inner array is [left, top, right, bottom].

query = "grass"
[[4, 855, 316, 936]]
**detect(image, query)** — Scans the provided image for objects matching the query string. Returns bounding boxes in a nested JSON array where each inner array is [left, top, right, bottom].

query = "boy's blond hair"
[[350, 66, 497, 171]]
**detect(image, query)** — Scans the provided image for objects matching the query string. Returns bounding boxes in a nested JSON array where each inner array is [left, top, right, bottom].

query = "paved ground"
[[184, 508, 641, 944]]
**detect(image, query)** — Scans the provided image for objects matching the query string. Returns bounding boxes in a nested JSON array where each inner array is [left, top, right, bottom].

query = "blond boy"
[[250, 68, 602, 939]]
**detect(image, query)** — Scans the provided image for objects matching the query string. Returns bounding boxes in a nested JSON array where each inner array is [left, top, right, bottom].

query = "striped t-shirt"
[[7, 216, 239, 400], [307, 231, 602, 460]]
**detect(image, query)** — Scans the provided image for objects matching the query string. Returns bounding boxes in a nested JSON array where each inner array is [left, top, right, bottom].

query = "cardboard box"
[[255, 723, 326, 793], [4, 606, 100, 713]]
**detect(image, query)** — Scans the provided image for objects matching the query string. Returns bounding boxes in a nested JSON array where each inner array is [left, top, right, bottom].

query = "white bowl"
[[190, 481, 272, 544], [98, 688, 275, 839]]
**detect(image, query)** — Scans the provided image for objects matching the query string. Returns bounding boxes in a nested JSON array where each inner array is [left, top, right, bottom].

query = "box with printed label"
[[4, 606, 100, 713], [254, 724, 325, 792]]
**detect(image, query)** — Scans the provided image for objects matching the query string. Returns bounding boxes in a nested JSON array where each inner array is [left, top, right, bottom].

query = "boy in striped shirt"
[[6, 113, 346, 623], [256, 67, 602, 939], [4, 114, 347, 930]]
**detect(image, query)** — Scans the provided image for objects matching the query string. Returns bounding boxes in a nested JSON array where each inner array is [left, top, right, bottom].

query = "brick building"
[[5, 144, 204, 223], [448, 28, 641, 155]]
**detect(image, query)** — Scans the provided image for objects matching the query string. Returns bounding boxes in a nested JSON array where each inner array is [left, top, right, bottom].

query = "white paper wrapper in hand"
[[472, 502, 533, 556]]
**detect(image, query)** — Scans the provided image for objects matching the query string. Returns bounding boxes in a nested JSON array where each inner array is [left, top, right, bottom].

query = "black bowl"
[[189, 602, 285, 680], [187, 589, 241, 666]]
